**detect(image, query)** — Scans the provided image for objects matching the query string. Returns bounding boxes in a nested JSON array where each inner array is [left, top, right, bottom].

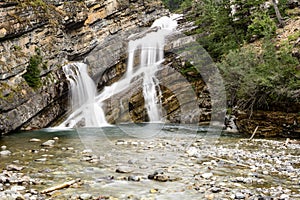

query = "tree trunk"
[[272, 0, 284, 27]]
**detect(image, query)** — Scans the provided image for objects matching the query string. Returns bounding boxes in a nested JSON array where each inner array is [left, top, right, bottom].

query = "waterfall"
[[59, 16, 178, 128], [59, 63, 109, 127]]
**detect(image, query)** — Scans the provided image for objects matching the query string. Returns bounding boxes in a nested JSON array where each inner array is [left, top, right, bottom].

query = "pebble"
[[128, 175, 140, 182], [53, 137, 59, 140], [11, 185, 26, 192], [202, 172, 213, 179], [6, 164, 24, 171], [80, 193, 92, 200], [116, 166, 134, 173], [0, 150, 11, 156], [34, 158, 47, 162], [279, 194, 289, 199], [41, 140, 55, 147], [1, 146, 7, 150], [29, 138, 41, 142], [235, 192, 245, 199], [186, 147, 198, 157], [211, 187, 222, 193]]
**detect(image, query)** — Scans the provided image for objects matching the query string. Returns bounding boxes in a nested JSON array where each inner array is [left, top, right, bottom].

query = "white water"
[[60, 16, 178, 127], [59, 63, 109, 127]]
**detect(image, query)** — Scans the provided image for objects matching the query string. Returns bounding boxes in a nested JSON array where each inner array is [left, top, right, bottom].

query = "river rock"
[[34, 158, 47, 162], [202, 172, 213, 179], [41, 140, 55, 147], [29, 138, 41, 142], [211, 187, 222, 193], [128, 175, 140, 182], [11, 185, 26, 192], [116, 166, 134, 173], [1, 146, 7, 150], [235, 192, 246, 199], [6, 164, 24, 171], [79, 193, 92, 200], [279, 194, 289, 199], [186, 147, 199, 157], [153, 174, 169, 182], [0, 150, 11, 156]]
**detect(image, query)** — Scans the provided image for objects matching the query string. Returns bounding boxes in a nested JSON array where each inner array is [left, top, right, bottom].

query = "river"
[[0, 124, 299, 199]]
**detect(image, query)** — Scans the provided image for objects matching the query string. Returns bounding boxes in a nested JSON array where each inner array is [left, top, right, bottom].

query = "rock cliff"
[[0, 0, 168, 134]]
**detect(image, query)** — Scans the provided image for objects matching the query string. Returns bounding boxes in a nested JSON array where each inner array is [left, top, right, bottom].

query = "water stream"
[[1, 126, 300, 199]]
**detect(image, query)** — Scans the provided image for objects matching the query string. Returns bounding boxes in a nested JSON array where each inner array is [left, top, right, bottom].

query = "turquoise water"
[[0, 124, 299, 199]]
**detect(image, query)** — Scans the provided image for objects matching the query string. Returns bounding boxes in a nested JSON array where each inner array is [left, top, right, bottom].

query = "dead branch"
[[41, 179, 81, 194], [249, 126, 259, 141]]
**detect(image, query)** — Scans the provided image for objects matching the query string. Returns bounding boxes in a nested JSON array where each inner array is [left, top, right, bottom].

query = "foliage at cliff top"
[[164, 0, 300, 111]]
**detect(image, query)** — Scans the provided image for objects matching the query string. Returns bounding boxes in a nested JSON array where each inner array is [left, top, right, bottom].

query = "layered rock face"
[[86, 29, 222, 126], [0, 0, 168, 134]]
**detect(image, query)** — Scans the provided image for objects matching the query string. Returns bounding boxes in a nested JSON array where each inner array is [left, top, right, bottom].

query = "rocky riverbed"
[[0, 125, 300, 199]]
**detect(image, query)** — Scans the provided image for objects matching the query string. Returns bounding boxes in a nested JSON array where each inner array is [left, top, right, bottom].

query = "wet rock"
[[0, 190, 25, 199], [34, 158, 47, 162], [53, 137, 59, 140], [116, 166, 134, 173], [80, 193, 92, 200], [148, 170, 164, 180], [153, 174, 169, 182], [211, 187, 222, 193], [128, 159, 138, 164], [186, 147, 198, 157], [29, 138, 41, 142], [279, 194, 289, 200], [235, 192, 246, 199], [0, 150, 11, 156], [11, 185, 26, 192], [6, 164, 24, 171], [1, 146, 7, 150], [128, 175, 140, 182], [82, 149, 93, 154], [202, 172, 213, 179], [41, 140, 55, 147], [150, 188, 159, 194]]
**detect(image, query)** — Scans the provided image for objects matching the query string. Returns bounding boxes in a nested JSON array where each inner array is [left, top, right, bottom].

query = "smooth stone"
[[6, 164, 24, 171], [279, 194, 289, 200], [128, 175, 140, 182], [34, 158, 47, 162], [211, 187, 222, 193], [11, 185, 26, 192], [0, 150, 11, 156], [79, 193, 92, 200], [29, 138, 41, 142], [82, 149, 93, 154], [154, 174, 169, 182], [1, 146, 7, 150], [41, 140, 55, 147], [202, 172, 213, 179], [128, 159, 138, 164], [116, 166, 134, 173], [186, 147, 198, 157], [235, 192, 245, 199]]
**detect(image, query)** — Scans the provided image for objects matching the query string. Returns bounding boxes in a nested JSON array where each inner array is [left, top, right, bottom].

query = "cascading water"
[[59, 63, 109, 127], [60, 16, 178, 128]]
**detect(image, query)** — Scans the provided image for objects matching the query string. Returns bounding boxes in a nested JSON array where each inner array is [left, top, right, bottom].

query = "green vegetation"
[[161, 0, 186, 11], [23, 48, 43, 89], [218, 39, 299, 110], [164, 0, 300, 111]]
